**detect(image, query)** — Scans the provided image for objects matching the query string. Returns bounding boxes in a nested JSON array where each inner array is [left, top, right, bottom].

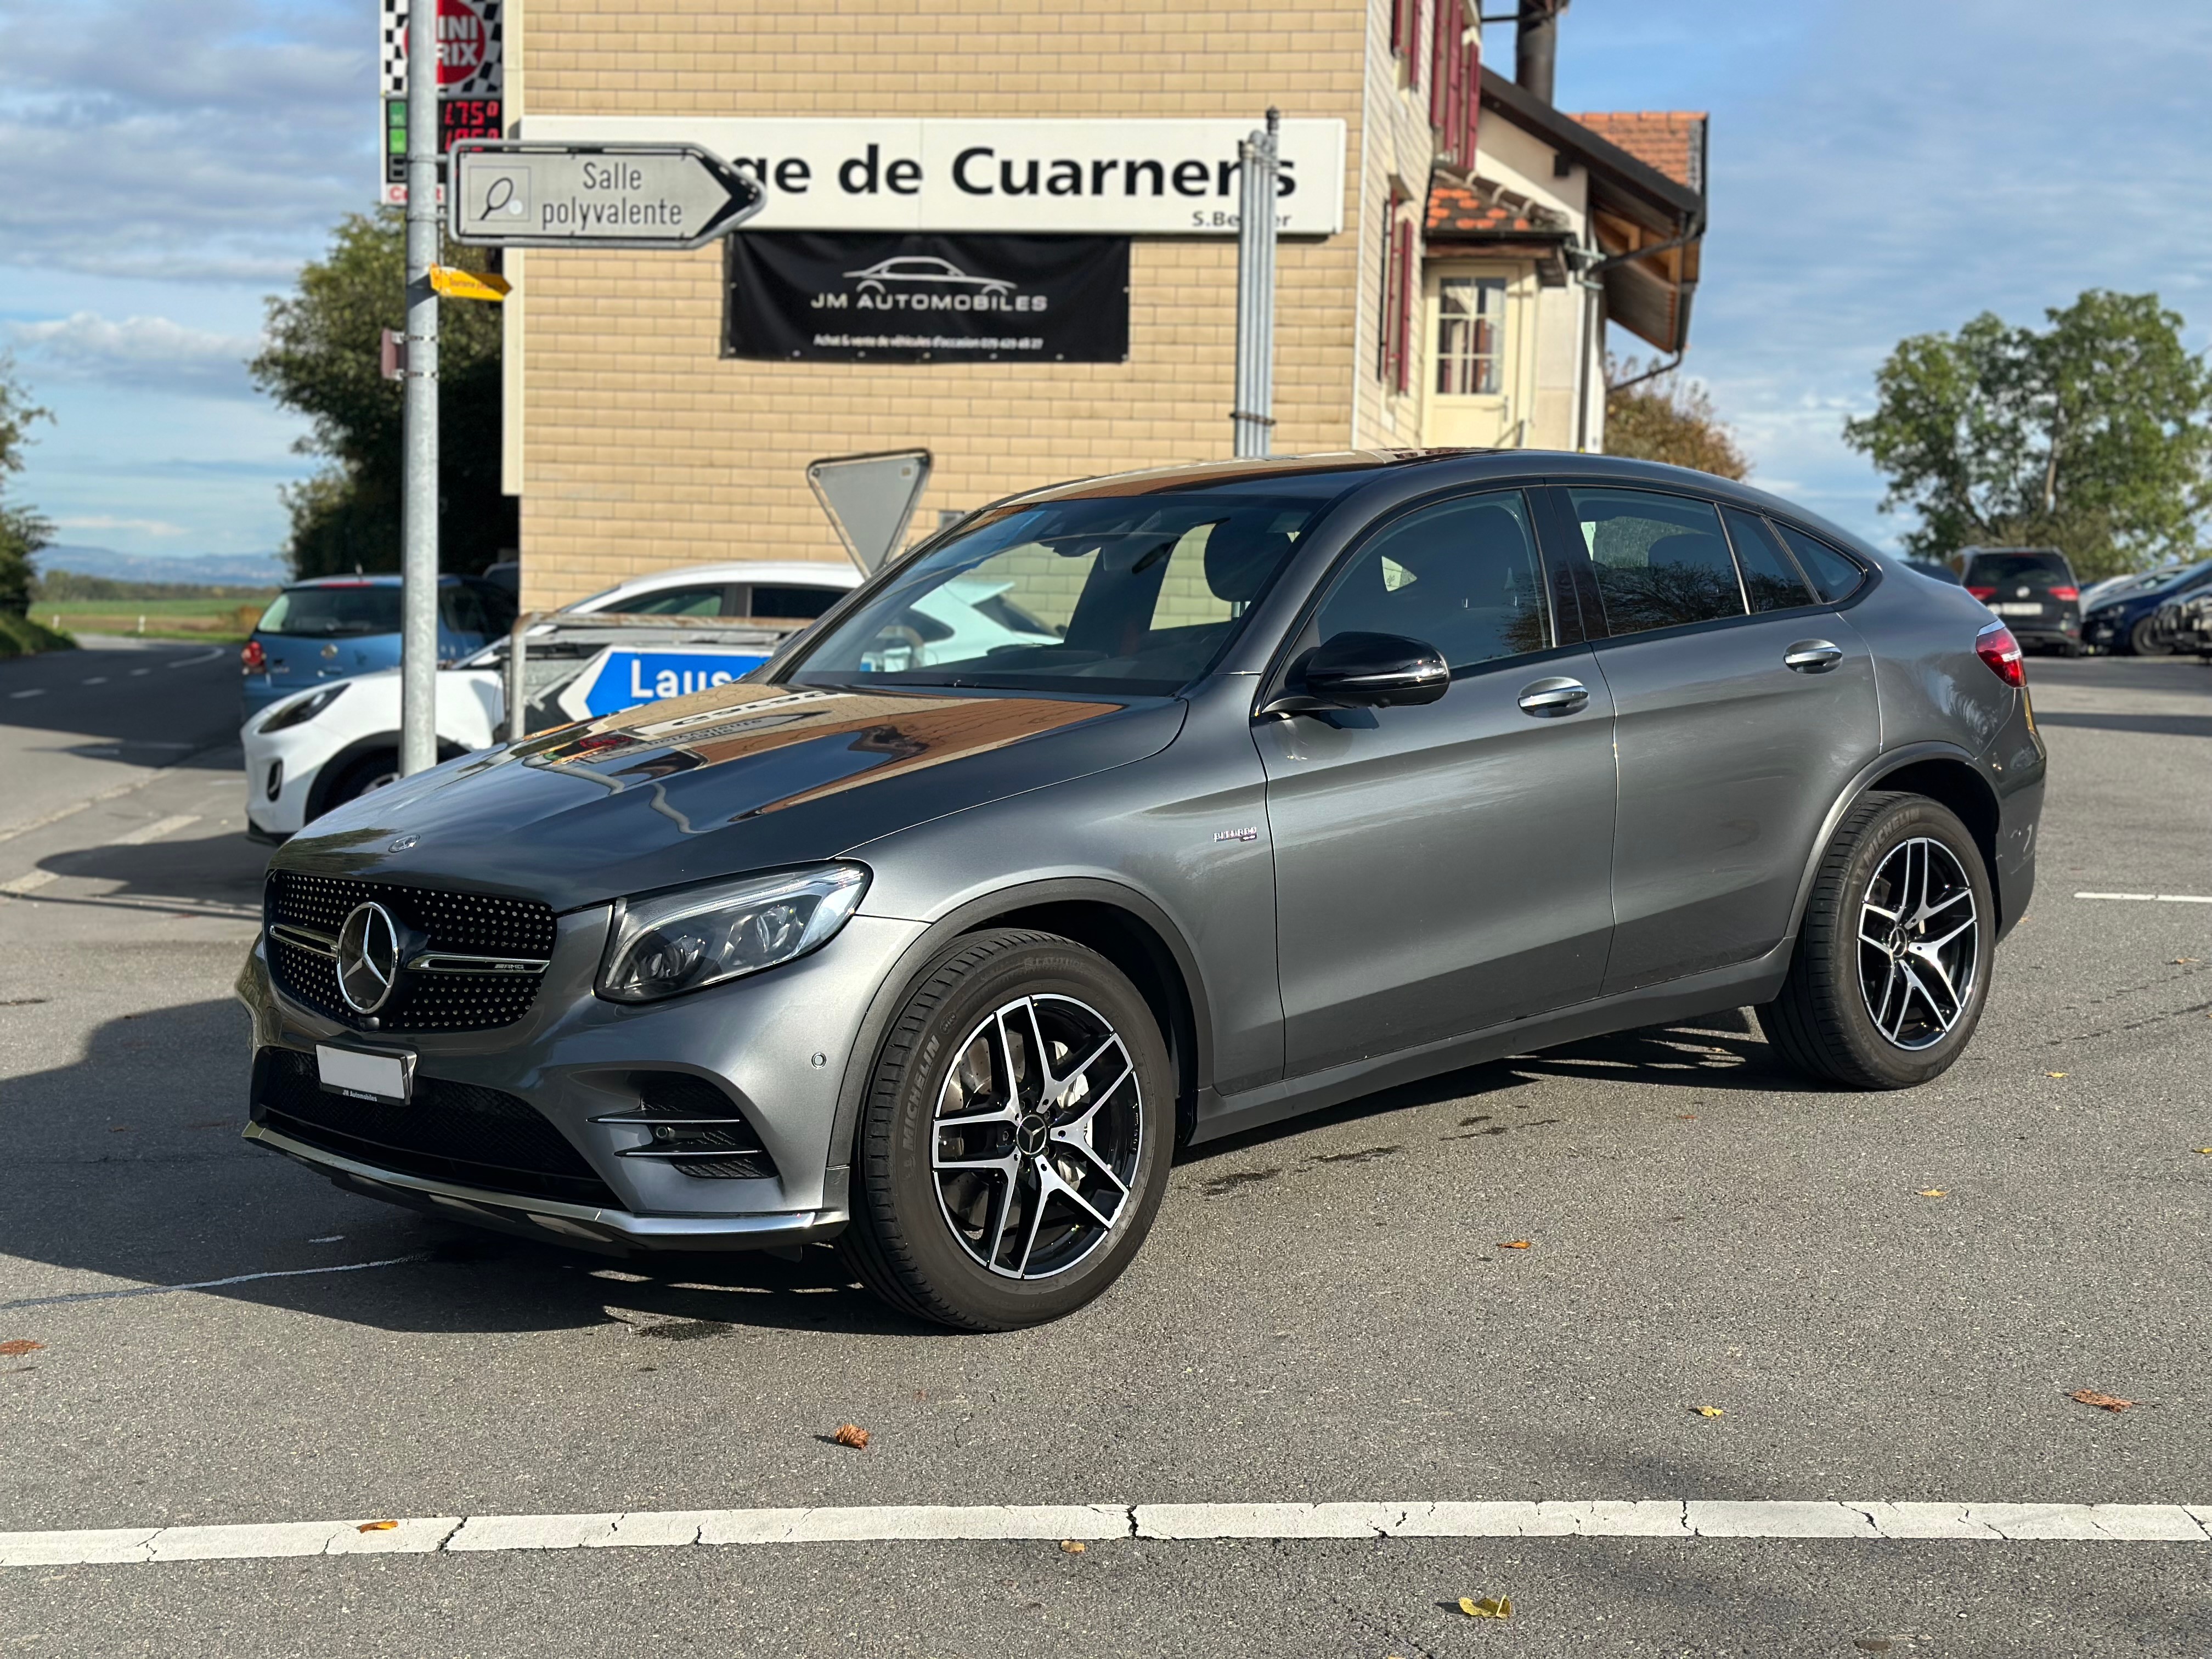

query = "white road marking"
[[111, 812, 200, 846], [0, 1254, 428, 1313], [2074, 891, 2212, 904], [81, 676, 108, 685], [131, 668, 151, 676], [166, 647, 226, 668], [0, 870, 57, 896], [4, 1500, 2206, 1568], [0, 747, 226, 844], [8, 687, 43, 699]]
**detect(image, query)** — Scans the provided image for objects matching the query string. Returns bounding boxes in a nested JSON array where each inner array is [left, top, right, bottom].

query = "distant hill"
[[36, 544, 290, 588]]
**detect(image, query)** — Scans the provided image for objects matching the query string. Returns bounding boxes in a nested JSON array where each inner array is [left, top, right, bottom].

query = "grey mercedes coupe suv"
[[238, 452, 2046, 1329]]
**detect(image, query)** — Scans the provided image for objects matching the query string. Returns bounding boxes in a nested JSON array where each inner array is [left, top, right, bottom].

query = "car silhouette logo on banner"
[[842, 256, 1017, 297]]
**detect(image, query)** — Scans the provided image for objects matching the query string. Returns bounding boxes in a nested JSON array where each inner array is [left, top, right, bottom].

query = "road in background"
[[2, 654, 2208, 1656]]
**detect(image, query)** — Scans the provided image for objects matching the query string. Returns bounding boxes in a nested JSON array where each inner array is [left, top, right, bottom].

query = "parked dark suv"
[[1960, 547, 2081, 654], [239, 453, 2046, 1330]]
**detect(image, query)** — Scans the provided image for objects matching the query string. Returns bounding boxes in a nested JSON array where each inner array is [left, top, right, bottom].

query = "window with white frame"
[[1434, 275, 1507, 396]]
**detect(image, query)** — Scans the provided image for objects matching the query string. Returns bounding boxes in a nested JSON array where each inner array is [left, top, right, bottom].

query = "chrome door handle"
[[1784, 640, 1844, 673], [1517, 676, 1590, 716]]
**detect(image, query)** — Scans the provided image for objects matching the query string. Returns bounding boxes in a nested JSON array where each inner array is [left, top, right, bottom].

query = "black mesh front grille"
[[263, 871, 556, 1033], [269, 871, 556, 955], [252, 1047, 619, 1210]]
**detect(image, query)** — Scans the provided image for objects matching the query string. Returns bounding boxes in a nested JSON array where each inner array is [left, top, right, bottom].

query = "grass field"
[[37, 596, 272, 644]]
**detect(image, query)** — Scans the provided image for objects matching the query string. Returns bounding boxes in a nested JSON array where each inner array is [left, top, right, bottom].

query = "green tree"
[[1605, 358, 1750, 481], [0, 353, 53, 617], [1842, 290, 2212, 579], [250, 210, 513, 578]]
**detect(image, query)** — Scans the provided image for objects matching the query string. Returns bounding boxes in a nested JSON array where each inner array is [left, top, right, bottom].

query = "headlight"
[[597, 864, 869, 1003], [258, 682, 349, 733]]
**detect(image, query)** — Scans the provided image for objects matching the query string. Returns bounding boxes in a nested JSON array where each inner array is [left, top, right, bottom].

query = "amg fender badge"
[[1212, 826, 1260, 844]]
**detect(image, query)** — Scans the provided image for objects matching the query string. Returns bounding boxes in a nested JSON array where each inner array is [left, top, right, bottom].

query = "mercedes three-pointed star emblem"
[[335, 901, 402, 1014]]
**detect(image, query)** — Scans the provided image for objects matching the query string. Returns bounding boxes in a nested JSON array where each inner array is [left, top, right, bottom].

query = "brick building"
[[496, 0, 1707, 607]]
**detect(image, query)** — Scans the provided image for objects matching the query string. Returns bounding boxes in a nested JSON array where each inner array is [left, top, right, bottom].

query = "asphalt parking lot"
[[2, 644, 2209, 1656]]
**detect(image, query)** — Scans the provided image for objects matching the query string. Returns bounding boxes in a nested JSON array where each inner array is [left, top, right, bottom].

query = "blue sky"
[[1, 0, 2206, 563]]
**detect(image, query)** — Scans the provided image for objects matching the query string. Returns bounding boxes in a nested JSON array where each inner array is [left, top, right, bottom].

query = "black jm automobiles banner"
[[724, 233, 1129, 363]]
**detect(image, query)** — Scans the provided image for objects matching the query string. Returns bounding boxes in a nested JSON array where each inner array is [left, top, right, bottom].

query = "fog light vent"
[[591, 1073, 778, 1181], [265, 760, 284, 802]]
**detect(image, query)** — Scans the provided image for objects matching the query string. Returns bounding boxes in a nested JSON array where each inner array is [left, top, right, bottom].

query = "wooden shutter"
[[1393, 221, 1416, 394]]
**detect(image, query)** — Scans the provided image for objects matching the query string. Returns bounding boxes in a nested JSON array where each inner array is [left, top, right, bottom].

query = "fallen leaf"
[[1677, 1113, 1697, 1120], [1690, 1405, 1725, 1418], [1918, 1189, 1947, 1198], [1497, 1240, 1532, 1250], [2069, 1389, 2134, 1413], [2172, 957, 2200, 965], [356, 1520, 399, 1533], [0, 1340, 42, 1357], [2193, 1149, 2212, 1155], [1058, 1540, 1086, 1554], [831, 1423, 871, 1449], [2045, 1071, 2068, 1079], [1459, 1595, 1513, 1620]]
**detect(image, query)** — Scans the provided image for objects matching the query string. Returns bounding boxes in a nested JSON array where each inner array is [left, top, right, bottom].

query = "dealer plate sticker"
[[316, 1044, 416, 1104]]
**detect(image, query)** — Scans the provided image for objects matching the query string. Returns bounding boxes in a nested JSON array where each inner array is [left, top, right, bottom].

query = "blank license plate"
[[315, 1044, 415, 1103], [1994, 602, 2046, 616]]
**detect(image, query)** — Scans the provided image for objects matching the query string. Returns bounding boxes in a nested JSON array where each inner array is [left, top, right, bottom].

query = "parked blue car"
[[2082, 558, 2212, 656], [239, 574, 517, 723]]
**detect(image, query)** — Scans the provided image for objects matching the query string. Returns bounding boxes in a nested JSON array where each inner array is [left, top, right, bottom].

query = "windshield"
[[258, 584, 403, 637], [787, 482, 1344, 696]]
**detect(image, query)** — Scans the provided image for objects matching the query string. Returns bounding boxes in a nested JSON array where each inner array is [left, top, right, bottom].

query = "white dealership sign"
[[518, 117, 1347, 236]]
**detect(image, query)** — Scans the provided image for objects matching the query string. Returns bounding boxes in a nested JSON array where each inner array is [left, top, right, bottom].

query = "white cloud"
[[54, 514, 191, 537], [0, 0, 371, 283], [9, 312, 262, 398]]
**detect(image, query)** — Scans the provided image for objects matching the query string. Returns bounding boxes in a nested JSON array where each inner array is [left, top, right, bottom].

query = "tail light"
[[1965, 585, 1996, 600], [2048, 586, 2078, 601], [240, 639, 266, 674], [1976, 621, 2024, 688]]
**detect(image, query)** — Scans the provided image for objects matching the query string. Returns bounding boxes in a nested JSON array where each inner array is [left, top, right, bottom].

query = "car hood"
[[272, 680, 1185, 911]]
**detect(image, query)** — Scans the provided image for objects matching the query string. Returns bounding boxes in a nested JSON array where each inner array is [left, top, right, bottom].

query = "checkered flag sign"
[[381, 0, 504, 100]]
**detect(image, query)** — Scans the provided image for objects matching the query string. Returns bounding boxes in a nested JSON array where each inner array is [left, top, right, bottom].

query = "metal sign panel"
[[449, 142, 765, 249], [727, 234, 1128, 364], [379, 0, 504, 205], [807, 450, 933, 575], [521, 117, 1347, 236], [555, 646, 776, 722]]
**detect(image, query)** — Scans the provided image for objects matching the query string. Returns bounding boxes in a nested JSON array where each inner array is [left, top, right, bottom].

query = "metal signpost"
[[1232, 109, 1280, 459], [448, 143, 764, 250], [400, 10, 442, 777]]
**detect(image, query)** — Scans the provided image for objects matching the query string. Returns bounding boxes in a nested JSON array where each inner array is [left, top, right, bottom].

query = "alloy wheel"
[[1856, 836, 1979, 1050], [930, 994, 1143, 1280]]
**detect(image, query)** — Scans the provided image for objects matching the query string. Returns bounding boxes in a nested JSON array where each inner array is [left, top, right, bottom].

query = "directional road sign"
[[448, 142, 764, 250]]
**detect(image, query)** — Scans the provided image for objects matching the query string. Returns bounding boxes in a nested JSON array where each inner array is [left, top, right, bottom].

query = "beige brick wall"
[[516, 0, 1383, 609]]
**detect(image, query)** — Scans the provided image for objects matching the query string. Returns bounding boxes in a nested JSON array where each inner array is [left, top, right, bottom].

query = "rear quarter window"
[[1774, 525, 1870, 604]]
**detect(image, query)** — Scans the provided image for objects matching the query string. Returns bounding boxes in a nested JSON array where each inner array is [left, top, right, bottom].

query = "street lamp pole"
[[399, 3, 442, 776], [1232, 108, 1280, 459]]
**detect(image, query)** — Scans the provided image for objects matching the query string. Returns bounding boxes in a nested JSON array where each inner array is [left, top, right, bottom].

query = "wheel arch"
[[831, 879, 1214, 1173], [1788, 744, 2005, 942]]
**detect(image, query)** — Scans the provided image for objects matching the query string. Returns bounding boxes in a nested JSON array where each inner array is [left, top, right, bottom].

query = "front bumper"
[[235, 904, 929, 1250]]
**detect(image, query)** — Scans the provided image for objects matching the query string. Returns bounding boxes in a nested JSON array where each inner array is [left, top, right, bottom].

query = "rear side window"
[[615, 584, 729, 617], [1720, 509, 1816, 612], [1310, 490, 1551, 672], [256, 584, 403, 638], [1776, 525, 1869, 603], [746, 584, 843, 621], [1963, 551, 2073, 589], [1566, 488, 1746, 635]]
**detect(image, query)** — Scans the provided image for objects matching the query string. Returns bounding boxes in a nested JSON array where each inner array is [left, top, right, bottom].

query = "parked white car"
[[241, 557, 1064, 841]]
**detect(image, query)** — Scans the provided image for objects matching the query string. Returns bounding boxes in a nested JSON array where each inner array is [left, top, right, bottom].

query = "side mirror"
[[1278, 631, 1450, 712]]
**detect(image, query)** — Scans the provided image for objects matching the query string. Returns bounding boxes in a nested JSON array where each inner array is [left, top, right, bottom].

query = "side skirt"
[[1190, 940, 1793, 1147]]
